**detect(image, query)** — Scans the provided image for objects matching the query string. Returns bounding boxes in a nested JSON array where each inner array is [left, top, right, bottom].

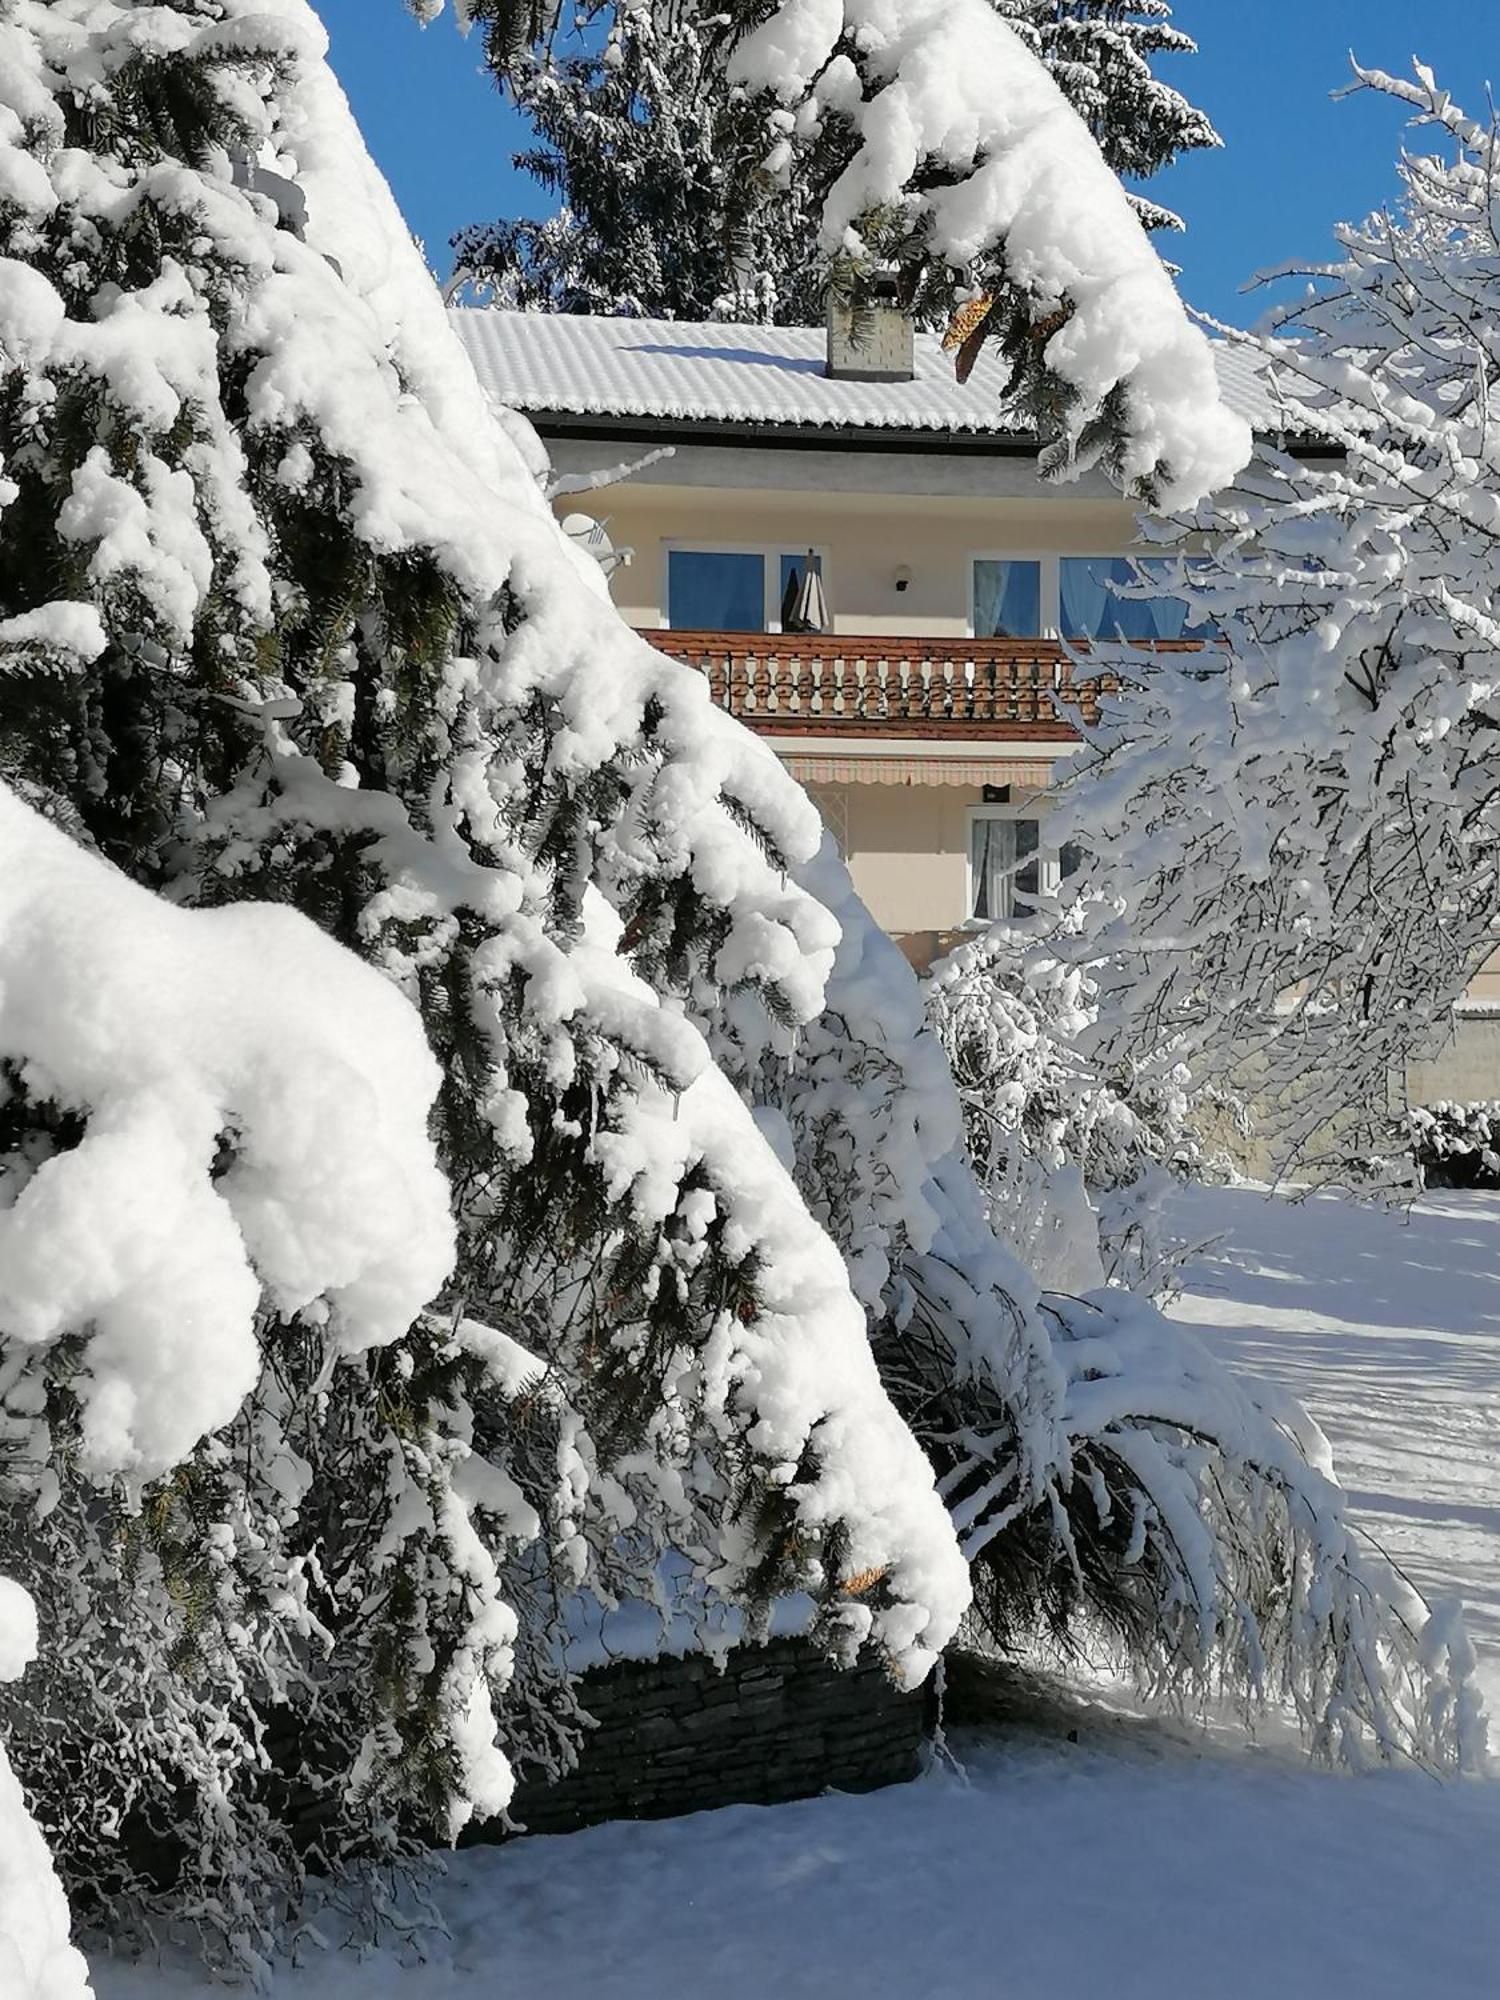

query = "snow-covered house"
[[452, 304, 1274, 970]]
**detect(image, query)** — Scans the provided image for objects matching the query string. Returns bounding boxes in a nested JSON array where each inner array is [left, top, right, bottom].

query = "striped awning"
[[778, 753, 1060, 789]]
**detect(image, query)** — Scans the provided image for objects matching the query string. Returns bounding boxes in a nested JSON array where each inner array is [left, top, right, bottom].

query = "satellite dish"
[[561, 512, 631, 576]]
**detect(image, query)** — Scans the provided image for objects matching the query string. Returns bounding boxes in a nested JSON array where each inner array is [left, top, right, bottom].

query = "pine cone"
[[943, 293, 995, 384]]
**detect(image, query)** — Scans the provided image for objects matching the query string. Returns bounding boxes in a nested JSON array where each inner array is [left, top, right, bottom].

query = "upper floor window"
[[973, 559, 1042, 639], [1059, 556, 1217, 642], [667, 549, 765, 631], [970, 554, 1215, 641], [667, 546, 826, 632]]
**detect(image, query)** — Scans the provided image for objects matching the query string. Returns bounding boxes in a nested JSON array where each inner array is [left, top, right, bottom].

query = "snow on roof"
[[449, 308, 1280, 439]]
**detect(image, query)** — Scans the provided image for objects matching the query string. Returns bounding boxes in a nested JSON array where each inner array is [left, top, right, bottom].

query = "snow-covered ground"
[[93, 1187, 1500, 2000], [1169, 1183, 1500, 1717]]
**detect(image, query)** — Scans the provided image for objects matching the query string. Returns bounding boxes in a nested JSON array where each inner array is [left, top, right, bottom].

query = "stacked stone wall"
[[504, 1638, 928, 1837]]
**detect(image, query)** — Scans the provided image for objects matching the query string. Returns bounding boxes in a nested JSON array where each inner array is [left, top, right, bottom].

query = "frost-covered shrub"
[[925, 923, 1204, 1296], [1409, 1102, 1500, 1190], [750, 843, 1486, 1774], [1050, 62, 1500, 1177]]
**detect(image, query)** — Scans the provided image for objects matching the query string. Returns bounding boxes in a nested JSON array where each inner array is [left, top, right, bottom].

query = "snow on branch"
[[1049, 61, 1500, 1175], [765, 839, 1485, 1769], [0, 1579, 92, 2000], [728, 0, 1251, 507], [0, 782, 455, 1481]]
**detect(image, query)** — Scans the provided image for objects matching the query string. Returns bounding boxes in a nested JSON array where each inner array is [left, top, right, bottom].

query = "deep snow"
[[92, 1185, 1500, 2000]]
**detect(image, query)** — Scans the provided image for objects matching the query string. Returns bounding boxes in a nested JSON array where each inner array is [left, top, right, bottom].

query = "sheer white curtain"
[[969, 816, 1040, 921]]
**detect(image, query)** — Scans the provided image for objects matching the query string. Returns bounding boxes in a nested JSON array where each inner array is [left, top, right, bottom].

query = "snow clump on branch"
[[728, 0, 1250, 505]]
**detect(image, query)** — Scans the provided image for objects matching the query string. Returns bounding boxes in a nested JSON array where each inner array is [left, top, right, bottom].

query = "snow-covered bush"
[[751, 843, 1486, 1772], [1408, 1102, 1500, 1190], [1051, 63, 1500, 1175], [926, 923, 1203, 1296]]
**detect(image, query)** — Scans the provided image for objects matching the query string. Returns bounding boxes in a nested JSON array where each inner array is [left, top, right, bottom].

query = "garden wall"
[[503, 1638, 929, 1837]]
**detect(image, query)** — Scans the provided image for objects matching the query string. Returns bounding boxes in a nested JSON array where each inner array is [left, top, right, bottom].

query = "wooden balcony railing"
[[646, 630, 1118, 737]]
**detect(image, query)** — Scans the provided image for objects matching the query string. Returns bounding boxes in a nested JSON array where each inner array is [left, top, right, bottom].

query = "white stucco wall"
[[549, 440, 1142, 638]]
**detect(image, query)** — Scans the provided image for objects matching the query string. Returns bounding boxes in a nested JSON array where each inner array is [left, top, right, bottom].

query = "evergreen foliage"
[[447, 0, 1218, 323], [0, 0, 969, 1965], [926, 920, 1209, 1297], [1027, 1, 1220, 234], [453, 8, 823, 320]]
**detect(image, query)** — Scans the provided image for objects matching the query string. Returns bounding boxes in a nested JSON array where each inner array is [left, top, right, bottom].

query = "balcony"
[[646, 630, 1115, 738]]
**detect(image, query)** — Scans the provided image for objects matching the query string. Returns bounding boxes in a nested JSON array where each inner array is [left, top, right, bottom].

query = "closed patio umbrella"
[[781, 551, 829, 634]]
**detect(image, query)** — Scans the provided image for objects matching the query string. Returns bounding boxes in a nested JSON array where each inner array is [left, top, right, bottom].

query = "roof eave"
[[522, 407, 1340, 461], [523, 408, 1045, 455]]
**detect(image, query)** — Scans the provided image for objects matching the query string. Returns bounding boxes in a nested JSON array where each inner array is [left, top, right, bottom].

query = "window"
[[970, 555, 1216, 641], [967, 811, 1080, 924], [666, 546, 828, 632], [973, 558, 1042, 639], [1060, 556, 1217, 642], [969, 812, 1040, 923], [667, 549, 765, 632]]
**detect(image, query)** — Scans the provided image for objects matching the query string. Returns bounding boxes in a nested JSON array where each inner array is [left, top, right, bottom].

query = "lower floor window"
[[969, 812, 1077, 922]]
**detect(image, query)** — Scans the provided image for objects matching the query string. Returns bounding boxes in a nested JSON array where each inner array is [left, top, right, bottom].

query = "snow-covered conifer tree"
[[1050, 62, 1500, 1171], [444, 0, 1217, 324], [1017, 1, 1221, 235], [0, 0, 967, 1958], [451, 8, 822, 320]]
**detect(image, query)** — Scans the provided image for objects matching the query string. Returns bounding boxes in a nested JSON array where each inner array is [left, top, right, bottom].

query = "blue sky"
[[318, 1, 1495, 326]]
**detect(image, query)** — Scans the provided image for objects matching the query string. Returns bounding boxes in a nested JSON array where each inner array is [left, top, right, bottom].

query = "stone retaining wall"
[[505, 1638, 929, 1837]]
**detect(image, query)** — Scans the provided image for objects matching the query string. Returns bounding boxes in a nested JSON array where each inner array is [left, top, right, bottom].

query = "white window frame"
[[968, 552, 1060, 641], [661, 541, 831, 633], [964, 803, 1065, 928]]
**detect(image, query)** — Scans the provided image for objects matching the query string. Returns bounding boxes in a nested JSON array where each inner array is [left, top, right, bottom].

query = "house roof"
[[449, 307, 1281, 441]]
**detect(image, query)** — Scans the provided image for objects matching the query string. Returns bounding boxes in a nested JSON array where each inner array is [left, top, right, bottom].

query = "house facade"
[[453, 304, 1268, 970], [451, 305, 1500, 1096]]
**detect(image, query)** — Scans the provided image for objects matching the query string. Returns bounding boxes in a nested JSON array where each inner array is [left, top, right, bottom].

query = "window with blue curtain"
[[667, 550, 766, 631], [1059, 556, 1218, 641], [972, 559, 1042, 639]]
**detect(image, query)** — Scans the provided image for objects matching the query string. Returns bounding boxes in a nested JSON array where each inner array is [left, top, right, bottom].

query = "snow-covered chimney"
[[825, 271, 915, 383]]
